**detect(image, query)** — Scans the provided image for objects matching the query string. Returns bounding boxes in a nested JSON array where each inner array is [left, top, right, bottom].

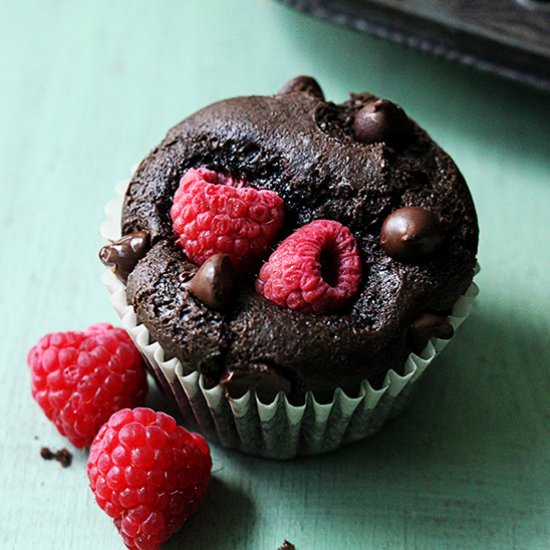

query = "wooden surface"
[[1, 1, 550, 549]]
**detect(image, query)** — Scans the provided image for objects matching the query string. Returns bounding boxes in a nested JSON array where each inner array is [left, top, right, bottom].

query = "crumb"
[[40, 446, 73, 467], [34, 435, 39, 440], [40, 447, 54, 460], [55, 448, 73, 467], [278, 541, 296, 550]]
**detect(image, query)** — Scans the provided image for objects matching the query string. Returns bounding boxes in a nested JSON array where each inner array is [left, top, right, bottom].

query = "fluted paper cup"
[[100, 174, 479, 459]]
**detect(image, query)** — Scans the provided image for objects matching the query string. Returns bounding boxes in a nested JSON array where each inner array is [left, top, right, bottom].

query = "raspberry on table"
[[27, 324, 148, 448], [256, 219, 362, 314], [87, 408, 211, 550], [170, 167, 284, 270]]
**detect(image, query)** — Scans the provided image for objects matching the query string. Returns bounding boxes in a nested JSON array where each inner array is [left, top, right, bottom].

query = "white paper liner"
[[101, 174, 479, 459]]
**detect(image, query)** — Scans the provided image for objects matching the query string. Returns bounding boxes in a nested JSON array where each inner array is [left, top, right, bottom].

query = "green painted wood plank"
[[1, 1, 549, 548]]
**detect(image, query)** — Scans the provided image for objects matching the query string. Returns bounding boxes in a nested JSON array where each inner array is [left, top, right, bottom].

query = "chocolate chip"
[[183, 254, 237, 311], [409, 313, 454, 352], [353, 99, 411, 147], [99, 230, 150, 282], [381, 207, 444, 262], [221, 364, 292, 403], [277, 75, 324, 100]]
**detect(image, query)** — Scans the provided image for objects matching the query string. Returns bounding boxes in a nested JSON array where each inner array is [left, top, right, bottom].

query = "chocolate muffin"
[[101, 76, 478, 456]]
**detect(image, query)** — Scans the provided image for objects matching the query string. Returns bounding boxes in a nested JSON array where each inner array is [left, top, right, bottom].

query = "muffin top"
[[103, 76, 478, 403]]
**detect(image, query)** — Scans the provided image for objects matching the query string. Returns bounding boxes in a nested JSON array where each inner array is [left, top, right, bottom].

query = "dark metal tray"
[[281, 0, 550, 92]]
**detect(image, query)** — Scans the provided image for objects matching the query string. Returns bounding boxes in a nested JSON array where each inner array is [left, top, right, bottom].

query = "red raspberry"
[[256, 220, 362, 314], [28, 324, 147, 448], [87, 408, 211, 550], [170, 167, 284, 270]]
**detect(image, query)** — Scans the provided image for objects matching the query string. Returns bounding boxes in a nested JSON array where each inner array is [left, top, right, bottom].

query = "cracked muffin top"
[[101, 76, 478, 404]]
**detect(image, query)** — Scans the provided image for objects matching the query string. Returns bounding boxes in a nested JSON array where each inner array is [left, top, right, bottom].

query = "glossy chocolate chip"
[[381, 207, 444, 262], [221, 364, 292, 403], [183, 254, 237, 311], [99, 230, 150, 282], [409, 313, 454, 353], [277, 75, 324, 100], [353, 99, 412, 147]]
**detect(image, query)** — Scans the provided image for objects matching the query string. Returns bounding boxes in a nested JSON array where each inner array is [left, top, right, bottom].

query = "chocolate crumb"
[[40, 446, 73, 467], [55, 448, 73, 468], [278, 541, 296, 550], [40, 447, 54, 460]]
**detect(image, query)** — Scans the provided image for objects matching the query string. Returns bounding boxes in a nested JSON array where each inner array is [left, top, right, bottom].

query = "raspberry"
[[256, 219, 362, 314], [170, 167, 284, 270], [28, 324, 148, 448], [87, 408, 211, 550]]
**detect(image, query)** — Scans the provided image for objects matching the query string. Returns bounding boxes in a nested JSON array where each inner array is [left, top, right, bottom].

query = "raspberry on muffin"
[[256, 219, 362, 314], [170, 167, 284, 270]]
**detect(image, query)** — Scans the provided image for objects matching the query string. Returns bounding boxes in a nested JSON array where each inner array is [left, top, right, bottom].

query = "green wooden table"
[[2, 1, 550, 548]]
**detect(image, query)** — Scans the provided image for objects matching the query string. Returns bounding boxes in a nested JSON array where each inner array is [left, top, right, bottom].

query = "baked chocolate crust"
[[121, 79, 478, 403]]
